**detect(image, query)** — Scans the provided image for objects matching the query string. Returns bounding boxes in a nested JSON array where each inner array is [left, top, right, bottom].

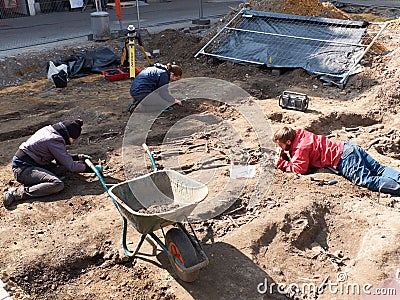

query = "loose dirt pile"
[[138, 204, 180, 214], [1, 1, 400, 299], [249, 0, 351, 19]]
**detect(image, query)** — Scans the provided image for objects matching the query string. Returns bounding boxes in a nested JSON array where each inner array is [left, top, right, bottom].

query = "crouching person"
[[3, 119, 94, 208]]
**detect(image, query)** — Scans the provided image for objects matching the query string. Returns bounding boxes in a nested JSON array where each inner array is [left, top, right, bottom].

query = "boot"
[[379, 180, 400, 196], [128, 100, 140, 114], [3, 188, 17, 208]]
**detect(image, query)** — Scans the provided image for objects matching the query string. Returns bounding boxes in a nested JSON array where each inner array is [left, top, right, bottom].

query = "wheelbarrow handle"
[[85, 159, 138, 257], [85, 159, 107, 191], [142, 143, 158, 171], [85, 158, 95, 168], [142, 143, 150, 152]]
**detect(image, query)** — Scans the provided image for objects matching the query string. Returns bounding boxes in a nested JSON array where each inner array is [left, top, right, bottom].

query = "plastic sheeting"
[[59, 47, 120, 78], [207, 10, 369, 86]]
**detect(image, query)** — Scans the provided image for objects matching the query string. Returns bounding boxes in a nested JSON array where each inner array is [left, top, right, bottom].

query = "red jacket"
[[277, 129, 344, 174]]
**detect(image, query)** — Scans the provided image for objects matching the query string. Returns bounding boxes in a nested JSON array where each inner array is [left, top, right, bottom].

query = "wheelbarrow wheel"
[[165, 228, 199, 282]]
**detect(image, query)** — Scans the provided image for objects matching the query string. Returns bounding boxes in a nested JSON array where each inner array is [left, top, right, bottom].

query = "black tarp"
[[212, 10, 369, 85], [60, 47, 120, 78]]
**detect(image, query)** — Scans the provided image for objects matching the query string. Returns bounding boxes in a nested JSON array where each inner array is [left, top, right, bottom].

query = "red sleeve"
[[276, 147, 310, 175]]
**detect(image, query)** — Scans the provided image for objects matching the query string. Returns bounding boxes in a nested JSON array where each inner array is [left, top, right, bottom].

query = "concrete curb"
[[0, 37, 92, 60]]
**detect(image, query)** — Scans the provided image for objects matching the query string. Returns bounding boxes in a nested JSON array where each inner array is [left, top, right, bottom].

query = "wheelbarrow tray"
[[108, 170, 208, 234]]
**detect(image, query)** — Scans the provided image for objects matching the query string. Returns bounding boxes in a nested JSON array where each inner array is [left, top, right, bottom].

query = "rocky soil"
[[1, 0, 400, 299]]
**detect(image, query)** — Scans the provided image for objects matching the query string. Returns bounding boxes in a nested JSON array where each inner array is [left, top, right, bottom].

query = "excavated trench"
[[11, 253, 107, 296], [250, 202, 330, 258], [306, 112, 381, 135], [1, 1, 399, 299]]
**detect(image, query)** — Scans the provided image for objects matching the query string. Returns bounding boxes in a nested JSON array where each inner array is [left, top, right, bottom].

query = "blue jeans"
[[337, 142, 400, 195]]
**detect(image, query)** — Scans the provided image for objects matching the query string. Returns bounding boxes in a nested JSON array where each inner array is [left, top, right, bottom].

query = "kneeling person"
[[3, 119, 94, 208]]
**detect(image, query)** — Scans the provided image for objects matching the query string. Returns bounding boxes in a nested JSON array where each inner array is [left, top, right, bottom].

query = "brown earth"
[[1, 1, 400, 299]]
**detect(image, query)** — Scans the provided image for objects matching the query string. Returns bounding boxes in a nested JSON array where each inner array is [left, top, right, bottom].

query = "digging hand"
[[281, 151, 290, 161]]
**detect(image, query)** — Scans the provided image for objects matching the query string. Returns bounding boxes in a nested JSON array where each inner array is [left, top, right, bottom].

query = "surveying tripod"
[[124, 25, 153, 79]]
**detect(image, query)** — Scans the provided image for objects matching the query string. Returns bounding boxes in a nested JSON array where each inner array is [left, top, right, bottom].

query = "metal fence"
[[195, 9, 388, 88], [0, 1, 124, 52], [0, 0, 74, 19]]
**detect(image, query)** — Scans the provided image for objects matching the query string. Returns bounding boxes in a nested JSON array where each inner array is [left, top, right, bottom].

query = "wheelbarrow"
[[85, 144, 209, 282]]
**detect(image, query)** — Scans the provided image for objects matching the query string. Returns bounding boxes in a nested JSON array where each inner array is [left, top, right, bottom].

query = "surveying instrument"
[[127, 25, 137, 79], [122, 25, 153, 79]]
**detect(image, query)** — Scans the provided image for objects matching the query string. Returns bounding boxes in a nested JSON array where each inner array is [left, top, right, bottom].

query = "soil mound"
[[249, 0, 351, 19]]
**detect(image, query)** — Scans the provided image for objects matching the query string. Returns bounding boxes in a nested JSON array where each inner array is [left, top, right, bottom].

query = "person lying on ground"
[[3, 119, 100, 208], [273, 126, 400, 195], [128, 63, 183, 113]]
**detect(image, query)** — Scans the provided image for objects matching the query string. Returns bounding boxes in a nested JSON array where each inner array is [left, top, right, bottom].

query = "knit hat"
[[52, 119, 83, 145], [63, 119, 83, 139]]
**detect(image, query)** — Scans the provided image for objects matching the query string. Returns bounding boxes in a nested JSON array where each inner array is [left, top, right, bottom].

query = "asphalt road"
[[1, 0, 398, 53], [0, 0, 244, 51]]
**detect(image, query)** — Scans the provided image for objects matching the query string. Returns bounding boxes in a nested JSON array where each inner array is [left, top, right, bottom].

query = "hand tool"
[[310, 177, 338, 186]]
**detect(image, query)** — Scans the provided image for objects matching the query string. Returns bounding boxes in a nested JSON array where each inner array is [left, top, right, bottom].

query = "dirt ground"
[[1, 1, 400, 299]]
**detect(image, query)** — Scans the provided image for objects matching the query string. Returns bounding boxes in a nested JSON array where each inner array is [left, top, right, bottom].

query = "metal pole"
[[199, 0, 203, 20], [136, 0, 141, 31], [226, 26, 369, 48], [194, 8, 244, 58], [193, 0, 209, 25], [338, 21, 389, 88]]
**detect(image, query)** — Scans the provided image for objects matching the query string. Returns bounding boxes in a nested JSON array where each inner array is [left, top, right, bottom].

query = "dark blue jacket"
[[129, 64, 174, 102]]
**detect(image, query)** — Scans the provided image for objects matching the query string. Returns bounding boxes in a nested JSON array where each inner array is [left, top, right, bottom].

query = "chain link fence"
[[195, 9, 388, 87], [0, 0, 124, 51], [0, 0, 75, 19]]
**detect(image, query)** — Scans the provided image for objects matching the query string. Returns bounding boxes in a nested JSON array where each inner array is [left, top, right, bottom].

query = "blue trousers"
[[128, 93, 148, 113], [337, 142, 400, 195]]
